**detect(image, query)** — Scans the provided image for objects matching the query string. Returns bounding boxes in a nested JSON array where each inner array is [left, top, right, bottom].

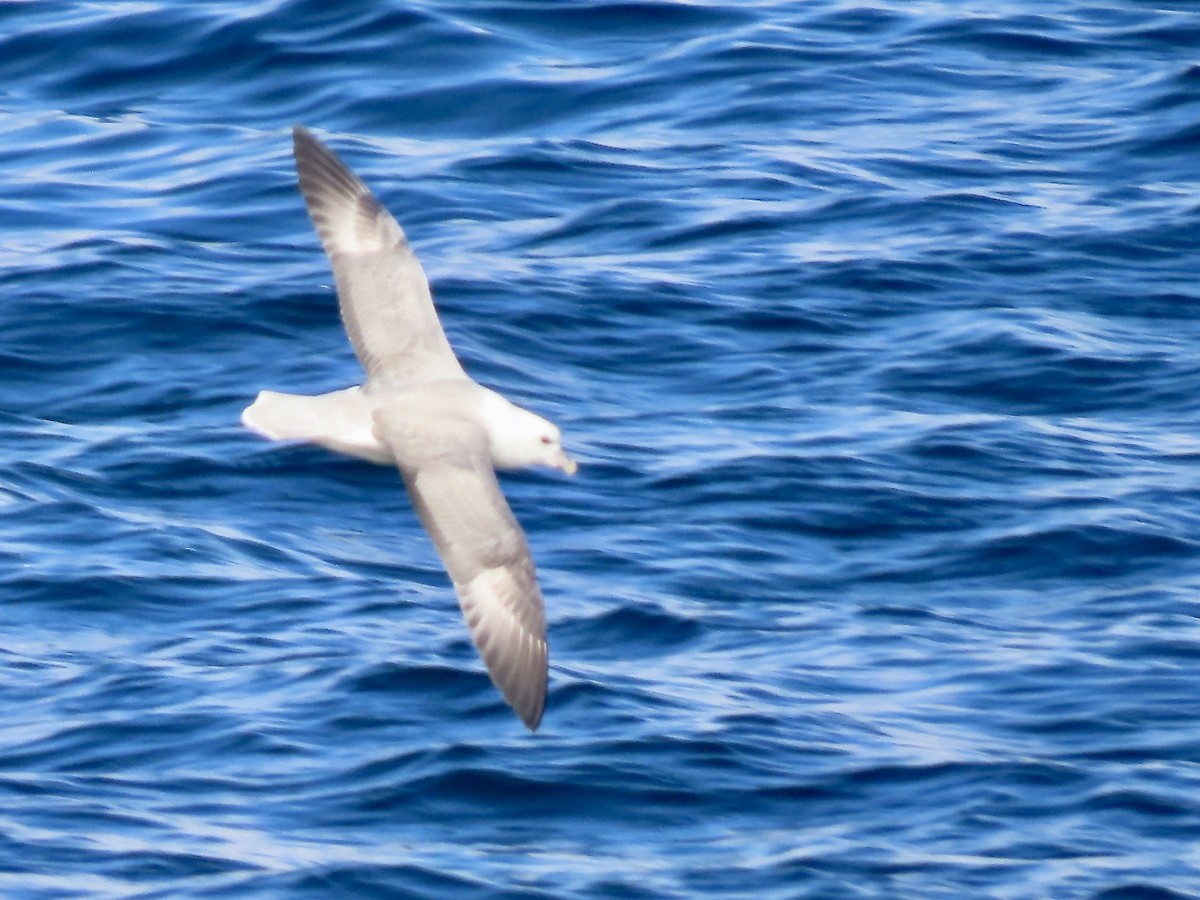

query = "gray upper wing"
[[375, 405, 548, 731], [292, 126, 465, 384]]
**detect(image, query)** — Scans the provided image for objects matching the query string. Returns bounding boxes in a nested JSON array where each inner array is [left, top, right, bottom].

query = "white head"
[[481, 392, 577, 475]]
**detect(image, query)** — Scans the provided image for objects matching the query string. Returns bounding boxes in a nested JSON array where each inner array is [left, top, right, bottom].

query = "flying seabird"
[[243, 126, 576, 730]]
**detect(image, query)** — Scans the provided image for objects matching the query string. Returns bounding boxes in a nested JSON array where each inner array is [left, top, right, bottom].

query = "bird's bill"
[[554, 451, 578, 475]]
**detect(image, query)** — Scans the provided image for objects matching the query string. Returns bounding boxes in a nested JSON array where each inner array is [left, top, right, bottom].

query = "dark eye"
[[540, 435, 553, 445]]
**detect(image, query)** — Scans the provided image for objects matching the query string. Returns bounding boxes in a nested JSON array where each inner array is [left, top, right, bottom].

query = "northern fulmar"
[[243, 126, 576, 731]]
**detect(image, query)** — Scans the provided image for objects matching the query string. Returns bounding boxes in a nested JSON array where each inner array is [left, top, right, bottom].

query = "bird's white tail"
[[241, 387, 391, 464]]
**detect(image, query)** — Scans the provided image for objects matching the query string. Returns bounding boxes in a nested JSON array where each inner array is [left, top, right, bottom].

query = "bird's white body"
[[243, 382, 575, 474]]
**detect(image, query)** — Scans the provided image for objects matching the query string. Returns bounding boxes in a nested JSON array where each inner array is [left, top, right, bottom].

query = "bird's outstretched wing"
[[375, 405, 549, 730], [292, 126, 465, 384]]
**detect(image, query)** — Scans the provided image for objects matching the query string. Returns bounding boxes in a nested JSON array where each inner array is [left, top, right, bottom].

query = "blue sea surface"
[[1, 1, 1199, 897]]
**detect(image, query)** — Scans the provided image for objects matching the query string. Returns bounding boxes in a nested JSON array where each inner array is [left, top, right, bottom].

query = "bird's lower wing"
[[375, 406, 548, 730]]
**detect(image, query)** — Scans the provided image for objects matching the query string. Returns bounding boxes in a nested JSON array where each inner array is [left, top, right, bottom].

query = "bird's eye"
[[540, 435, 553, 445]]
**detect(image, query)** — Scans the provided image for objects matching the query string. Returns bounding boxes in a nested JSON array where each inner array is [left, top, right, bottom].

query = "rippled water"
[[2, 1, 1199, 897]]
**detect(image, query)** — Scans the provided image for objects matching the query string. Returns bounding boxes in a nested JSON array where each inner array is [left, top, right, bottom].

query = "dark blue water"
[[2, 1, 1199, 897]]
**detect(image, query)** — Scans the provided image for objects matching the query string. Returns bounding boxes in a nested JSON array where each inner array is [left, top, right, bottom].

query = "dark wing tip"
[[292, 125, 330, 173], [291, 125, 364, 202], [519, 690, 545, 732], [509, 650, 548, 732], [481, 629, 547, 732], [469, 594, 548, 732]]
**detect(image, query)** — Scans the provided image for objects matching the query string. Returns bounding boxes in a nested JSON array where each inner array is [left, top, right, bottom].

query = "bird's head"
[[484, 395, 577, 475]]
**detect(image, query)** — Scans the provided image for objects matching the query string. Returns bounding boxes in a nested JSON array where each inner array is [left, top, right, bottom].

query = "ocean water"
[[1, 1, 1199, 897]]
